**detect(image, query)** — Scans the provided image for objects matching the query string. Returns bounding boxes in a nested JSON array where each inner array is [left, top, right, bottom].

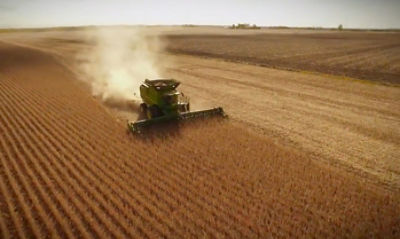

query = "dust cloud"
[[78, 27, 163, 102]]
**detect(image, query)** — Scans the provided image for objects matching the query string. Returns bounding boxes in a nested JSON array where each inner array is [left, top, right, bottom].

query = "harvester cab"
[[139, 79, 190, 119], [128, 78, 226, 133]]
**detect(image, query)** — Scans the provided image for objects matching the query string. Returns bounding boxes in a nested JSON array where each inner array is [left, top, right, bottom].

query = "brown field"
[[0, 27, 399, 238], [165, 30, 400, 85]]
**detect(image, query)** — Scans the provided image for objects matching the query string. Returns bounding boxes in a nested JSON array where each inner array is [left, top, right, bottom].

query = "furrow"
[[0, 149, 11, 239], [0, 205, 10, 239], [84, 135, 248, 237], [68, 121, 251, 236], [0, 97, 82, 239], [3, 60, 346, 236], [49, 103, 257, 237], [0, 117, 62, 238], [1, 77, 157, 238], [0, 157, 25, 239], [125, 131, 262, 230], [0, 83, 139, 239], [0, 80, 108, 239], [0, 110, 47, 238], [0, 218, 10, 239], [4, 74, 314, 236], [144, 126, 341, 235], [171, 140, 334, 235], [52, 118, 244, 237], [15, 95, 193, 238], [2, 75, 228, 236]]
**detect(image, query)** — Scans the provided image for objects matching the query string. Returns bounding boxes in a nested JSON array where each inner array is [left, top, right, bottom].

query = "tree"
[[338, 24, 343, 31]]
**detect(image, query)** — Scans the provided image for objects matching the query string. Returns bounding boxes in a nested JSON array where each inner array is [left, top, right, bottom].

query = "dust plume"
[[78, 27, 163, 102]]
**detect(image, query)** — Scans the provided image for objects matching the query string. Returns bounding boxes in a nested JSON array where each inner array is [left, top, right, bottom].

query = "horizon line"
[[1, 24, 400, 32]]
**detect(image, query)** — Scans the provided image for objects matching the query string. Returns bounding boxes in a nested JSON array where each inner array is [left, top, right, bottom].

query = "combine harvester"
[[128, 79, 226, 133]]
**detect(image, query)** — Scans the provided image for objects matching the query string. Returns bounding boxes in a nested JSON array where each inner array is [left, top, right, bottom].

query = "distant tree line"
[[230, 23, 261, 30]]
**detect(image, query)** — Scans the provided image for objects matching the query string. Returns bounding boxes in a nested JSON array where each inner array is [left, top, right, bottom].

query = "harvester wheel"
[[147, 105, 163, 119]]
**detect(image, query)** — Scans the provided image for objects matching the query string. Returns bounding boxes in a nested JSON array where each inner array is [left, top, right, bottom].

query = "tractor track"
[[0, 38, 399, 238]]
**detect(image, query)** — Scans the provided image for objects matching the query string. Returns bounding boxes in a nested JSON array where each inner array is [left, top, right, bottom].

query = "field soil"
[[164, 30, 400, 85], [0, 28, 399, 238]]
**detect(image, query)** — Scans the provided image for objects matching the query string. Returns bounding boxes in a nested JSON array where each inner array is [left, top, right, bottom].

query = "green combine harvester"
[[128, 79, 226, 133]]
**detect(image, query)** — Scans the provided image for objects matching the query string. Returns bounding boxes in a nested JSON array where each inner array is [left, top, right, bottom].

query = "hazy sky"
[[1, 0, 399, 29]]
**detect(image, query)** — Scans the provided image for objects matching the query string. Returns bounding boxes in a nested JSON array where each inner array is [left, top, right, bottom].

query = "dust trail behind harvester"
[[78, 27, 163, 103]]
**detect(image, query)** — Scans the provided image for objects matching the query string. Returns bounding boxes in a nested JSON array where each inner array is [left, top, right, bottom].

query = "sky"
[[0, 0, 399, 29]]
